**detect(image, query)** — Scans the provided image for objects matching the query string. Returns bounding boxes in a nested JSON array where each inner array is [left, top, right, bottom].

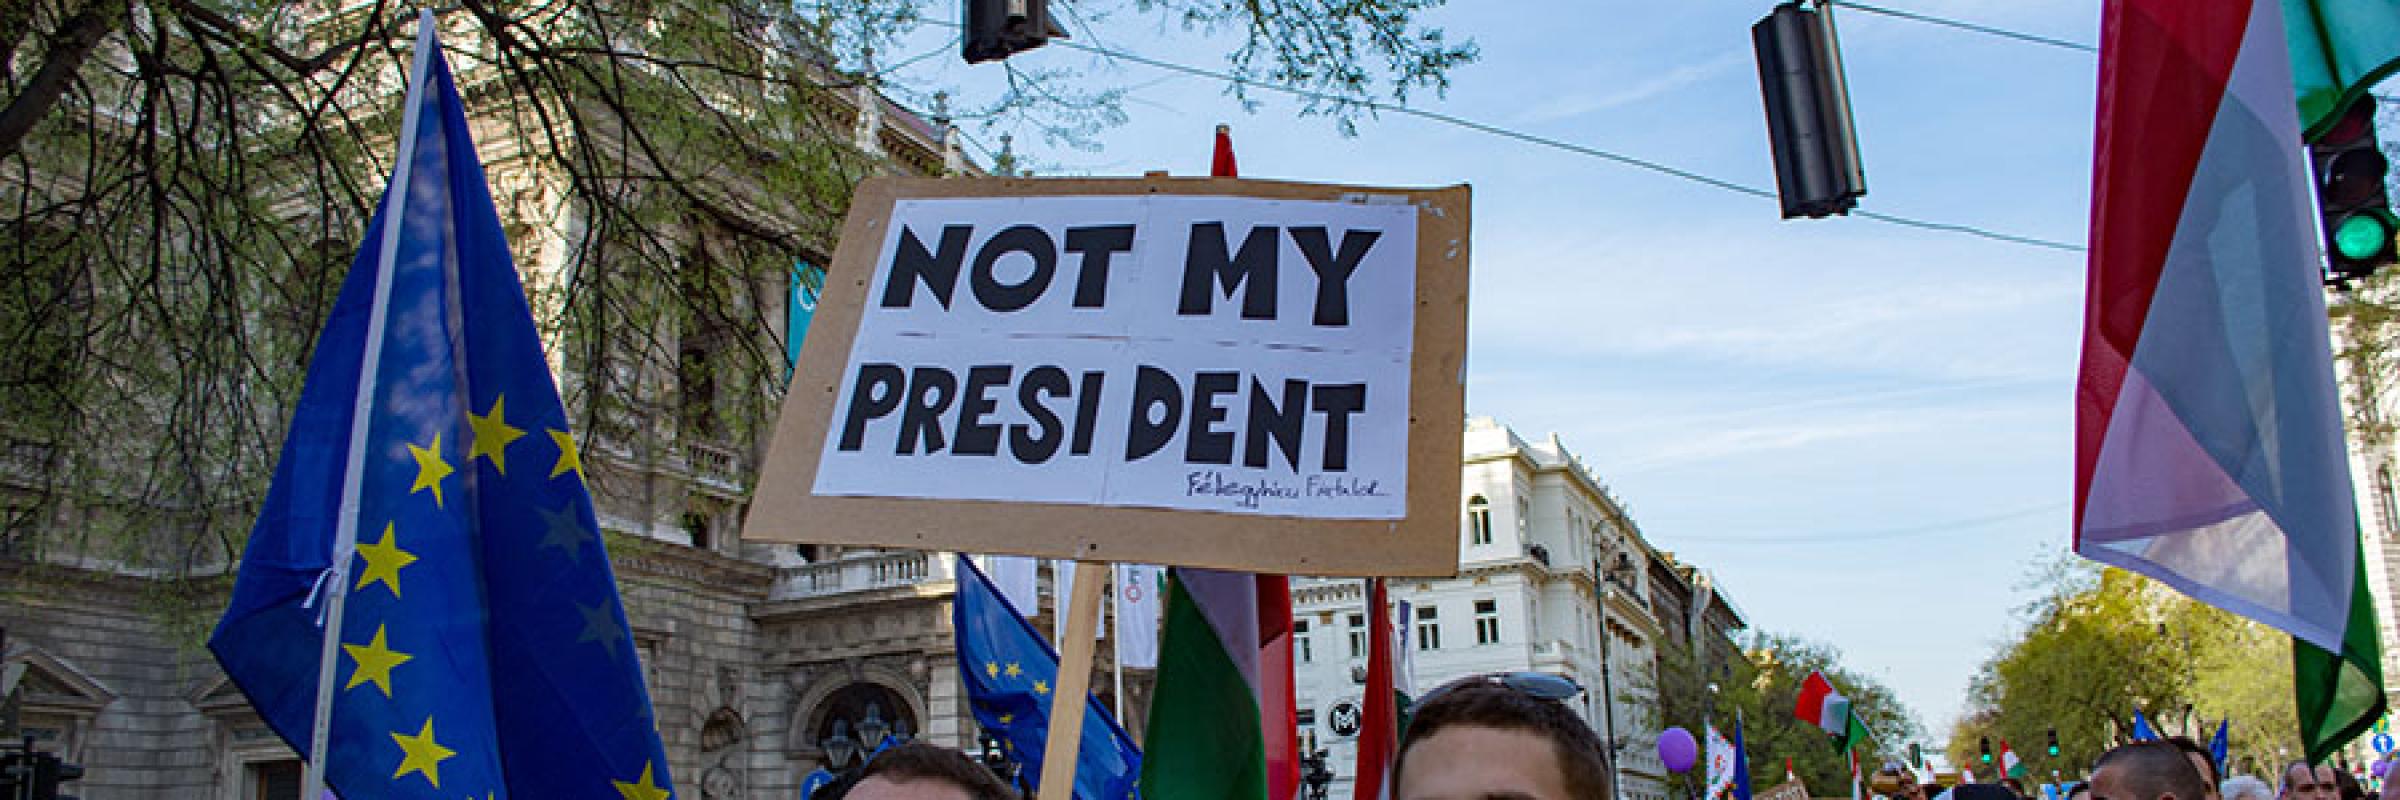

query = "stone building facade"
[[1289, 417, 1746, 800], [0, 10, 1051, 797]]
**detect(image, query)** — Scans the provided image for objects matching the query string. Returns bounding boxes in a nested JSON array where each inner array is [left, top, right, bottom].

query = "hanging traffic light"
[[962, 0, 1064, 64], [1753, 1, 1867, 219], [1980, 736, 1994, 764], [2311, 97, 2398, 282], [1910, 742, 1924, 769], [2046, 728, 2060, 757]]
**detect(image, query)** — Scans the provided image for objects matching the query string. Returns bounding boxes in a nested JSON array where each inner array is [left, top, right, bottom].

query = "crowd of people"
[[804, 671, 2362, 800]]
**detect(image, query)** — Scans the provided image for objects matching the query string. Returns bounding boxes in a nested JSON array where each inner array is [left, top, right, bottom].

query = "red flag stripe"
[[2076, 1, 2254, 539]]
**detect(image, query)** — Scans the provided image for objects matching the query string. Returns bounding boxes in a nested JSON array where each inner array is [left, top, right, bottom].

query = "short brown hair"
[[2096, 742, 2208, 800], [1392, 681, 1611, 799], [837, 742, 1019, 800]]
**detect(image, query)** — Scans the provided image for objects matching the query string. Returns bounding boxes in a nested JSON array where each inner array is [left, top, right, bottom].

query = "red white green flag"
[[2077, 0, 2385, 761], [1142, 568, 1279, 800]]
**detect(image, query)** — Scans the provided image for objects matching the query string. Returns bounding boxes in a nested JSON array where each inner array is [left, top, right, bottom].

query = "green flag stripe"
[[1140, 574, 1269, 800], [2296, 533, 2388, 763]]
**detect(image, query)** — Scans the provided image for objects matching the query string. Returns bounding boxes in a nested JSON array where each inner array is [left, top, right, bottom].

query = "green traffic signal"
[[1982, 753, 1994, 764], [2333, 211, 2397, 262]]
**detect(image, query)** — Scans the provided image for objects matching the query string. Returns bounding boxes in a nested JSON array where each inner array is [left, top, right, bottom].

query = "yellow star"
[[465, 396, 525, 475], [354, 523, 417, 598], [998, 712, 1013, 725], [1004, 662, 1022, 678], [390, 718, 456, 788], [549, 428, 582, 479], [614, 760, 671, 800], [342, 624, 413, 697], [985, 661, 1000, 679], [408, 433, 455, 508], [1032, 679, 1050, 695]]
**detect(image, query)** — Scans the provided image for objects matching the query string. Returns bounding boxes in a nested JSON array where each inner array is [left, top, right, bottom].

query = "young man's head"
[[2092, 742, 2210, 800], [2283, 762, 2338, 800], [1392, 673, 1611, 800], [834, 742, 1018, 800], [2161, 736, 2221, 797]]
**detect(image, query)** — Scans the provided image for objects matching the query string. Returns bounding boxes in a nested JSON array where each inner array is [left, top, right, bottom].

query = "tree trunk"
[[0, 0, 120, 162]]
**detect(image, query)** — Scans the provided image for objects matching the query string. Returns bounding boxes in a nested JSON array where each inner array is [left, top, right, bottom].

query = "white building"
[[1291, 417, 1680, 800]]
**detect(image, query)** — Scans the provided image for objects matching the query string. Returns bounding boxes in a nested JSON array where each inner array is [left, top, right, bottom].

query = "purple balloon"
[[2373, 760, 2391, 779], [1660, 726, 1699, 773]]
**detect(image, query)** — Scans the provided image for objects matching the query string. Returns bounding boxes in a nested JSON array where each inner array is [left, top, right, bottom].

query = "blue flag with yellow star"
[[208, 17, 674, 800], [956, 556, 1142, 800]]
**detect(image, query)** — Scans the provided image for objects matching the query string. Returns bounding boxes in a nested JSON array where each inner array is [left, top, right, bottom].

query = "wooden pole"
[[1038, 560, 1110, 800]]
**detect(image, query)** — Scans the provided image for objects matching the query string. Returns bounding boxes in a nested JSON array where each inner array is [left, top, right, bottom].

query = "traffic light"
[[962, 0, 1064, 64], [2046, 728, 2060, 757], [1980, 736, 1994, 765], [1753, 1, 1867, 219], [2311, 97, 2398, 282], [1910, 742, 1924, 769]]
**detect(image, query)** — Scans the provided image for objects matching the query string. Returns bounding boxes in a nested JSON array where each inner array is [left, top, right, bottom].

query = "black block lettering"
[[970, 225, 1056, 312], [954, 365, 1012, 456], [1179, 222, 1279, 320], [1010, 366, 1071, 463], [1126, 366, 1183, 461], [1311, 383, 1367, 472], [880, 225, 973, 309], [836, 363, 906, 451], [897, 366, 958, 455], [1288, 226, 1381, 327], [1243, 377, 1308, 470], [1071, 371, 1105, 456], [1064, 225, 1136, 308], [1185, 371, 1239, 465]]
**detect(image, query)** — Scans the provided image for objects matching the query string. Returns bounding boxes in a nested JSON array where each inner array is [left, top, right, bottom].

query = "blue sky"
[[885, 0, 2104, 742]]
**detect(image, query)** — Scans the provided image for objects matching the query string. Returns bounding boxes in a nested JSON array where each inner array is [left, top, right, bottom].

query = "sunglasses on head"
[[1422, 671, 1584, 704]]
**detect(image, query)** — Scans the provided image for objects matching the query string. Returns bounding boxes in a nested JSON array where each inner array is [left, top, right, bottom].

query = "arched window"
[[2379, 464, 2400, 539], [1467, 496, 1492, 545]]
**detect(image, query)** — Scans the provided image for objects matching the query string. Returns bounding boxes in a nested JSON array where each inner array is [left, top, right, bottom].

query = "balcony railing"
[[769, 551, 944, 601], [686, 441, 745, 493]]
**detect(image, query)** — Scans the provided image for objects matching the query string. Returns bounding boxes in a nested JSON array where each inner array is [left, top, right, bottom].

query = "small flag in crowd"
[[1355, 579, 1401, 800], [1114, 564, 1164, 670], [1142, 567, 1276, 800], [207, 13, 672, 799], [2000, 740, 2022, 778], [1705, 723, 1738, 800], [955, 556, 1143, 800], [2131, 709, 2157, 742], [1732, 718, 1754, 800]]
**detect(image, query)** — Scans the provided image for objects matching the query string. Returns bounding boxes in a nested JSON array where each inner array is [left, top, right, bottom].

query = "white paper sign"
[[811, 195, 1418, 518]]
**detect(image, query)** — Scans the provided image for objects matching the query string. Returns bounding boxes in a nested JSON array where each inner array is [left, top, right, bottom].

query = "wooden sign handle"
[[1037, 560, 1111, 800]]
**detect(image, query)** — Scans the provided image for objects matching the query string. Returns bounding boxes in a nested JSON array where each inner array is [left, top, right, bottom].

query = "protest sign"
[[745, 176, 1468, 576]]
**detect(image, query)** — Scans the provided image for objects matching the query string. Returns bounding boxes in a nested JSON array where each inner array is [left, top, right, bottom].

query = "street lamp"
[[824, 719, 860, 770], [1598, 551, 1637, 800], [860, 703, 892, 753]]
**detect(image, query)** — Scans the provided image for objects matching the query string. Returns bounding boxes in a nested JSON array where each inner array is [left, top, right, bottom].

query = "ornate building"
[[1289, 417, 1747, 800], [0, 6, 1101, 797]]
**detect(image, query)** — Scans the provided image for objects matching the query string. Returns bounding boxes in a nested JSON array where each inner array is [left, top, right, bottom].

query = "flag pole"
[[301, 10, 438, 799], [1037, 560, 1109, 800], [1111, 587, 1127, 723]]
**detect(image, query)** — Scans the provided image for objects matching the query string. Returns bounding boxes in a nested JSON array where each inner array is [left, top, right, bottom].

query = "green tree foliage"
[[1640, 631, 1922, 795], [0, 0, 1476, 592], [1951, 559, 2302, 781]]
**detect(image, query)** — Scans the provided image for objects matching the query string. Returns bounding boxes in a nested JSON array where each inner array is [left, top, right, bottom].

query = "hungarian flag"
[[1355, 579, 1401, 800], [1794, 671, 1850, 735], [2077, 0, 2385, 761], [2000, 740, 2023, 778], [1142, 567, 1284, 800]]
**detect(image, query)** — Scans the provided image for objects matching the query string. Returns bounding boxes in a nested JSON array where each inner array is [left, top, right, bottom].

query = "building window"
[[1294, 620, 1313, 663], [1415, 605, 1441, 650], [1347, 613, 1367, 658], [1468, 496, 1492, 545], [1517, 497, 1531, 538], [2379, 465, 2399, 539], [249, 759, 302, 800], [1475, 599, 1501, 645]]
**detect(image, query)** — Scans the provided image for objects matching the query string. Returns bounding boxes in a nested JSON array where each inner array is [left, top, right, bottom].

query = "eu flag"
[[955, 556, 1142, 800], [207, 16, 674, 799]]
